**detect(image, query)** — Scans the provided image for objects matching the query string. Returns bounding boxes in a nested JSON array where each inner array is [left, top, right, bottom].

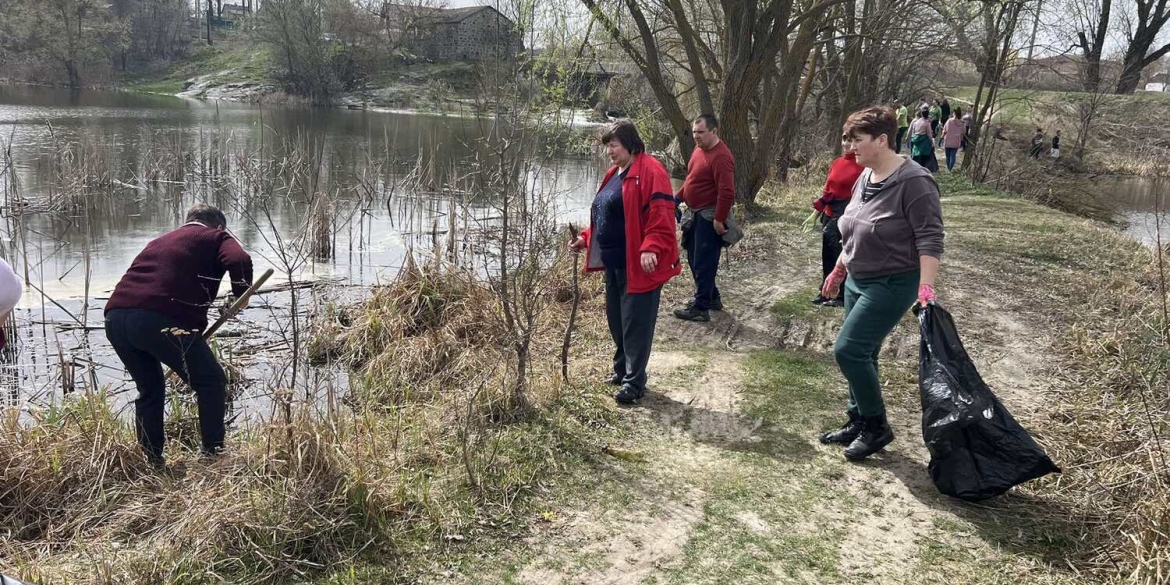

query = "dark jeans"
[[105, 308, 226, 460], [945, 147, 958, 171], [820, 217, 843, 300], [605, 267, 662, 395], [834, 270, 919, 417], [682, 213, 722, 310], [895, 127, 908, 154]]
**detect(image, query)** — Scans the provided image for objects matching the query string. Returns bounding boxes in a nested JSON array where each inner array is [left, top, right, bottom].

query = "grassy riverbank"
[[1, 168, 1164, 584], [123, 32, 481, 111], [946, 86, 1170, 176]]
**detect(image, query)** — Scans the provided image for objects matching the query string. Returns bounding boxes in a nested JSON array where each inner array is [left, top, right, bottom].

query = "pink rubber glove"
[[821, 265, 847, 299], [918, 284, 936, 305]]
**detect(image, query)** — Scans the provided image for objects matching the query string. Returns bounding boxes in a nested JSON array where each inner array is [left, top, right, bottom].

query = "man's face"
[[692, 121, 718, 150]]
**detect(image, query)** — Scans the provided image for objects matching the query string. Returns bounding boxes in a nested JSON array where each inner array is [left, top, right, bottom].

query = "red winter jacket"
[[580, 153, 681, 293], [813, 152, 864, 218]]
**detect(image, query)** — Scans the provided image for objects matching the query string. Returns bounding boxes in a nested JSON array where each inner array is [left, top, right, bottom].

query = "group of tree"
[[571, 0, 1169, 204]]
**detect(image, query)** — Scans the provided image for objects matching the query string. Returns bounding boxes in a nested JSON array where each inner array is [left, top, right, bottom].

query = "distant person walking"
[[819, 106, 944, 461], [570, 120, 680, 405], [909, 108, 937, 171], [961, 109, 973, 150], [812, 135, 864, 307], [1050, 130, 1061, 158], [938, 98, 951, 145], [894, 100, 909, 155], [941, 110, 966, 171], [1029, 127, 1046, 159], [929, 99, 942, 138], [673, 114, 735, 323]]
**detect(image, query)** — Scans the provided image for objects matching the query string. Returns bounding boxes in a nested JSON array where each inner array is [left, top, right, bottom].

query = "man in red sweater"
[[673, 114, 735, 322], [105, 204, 253, 465]]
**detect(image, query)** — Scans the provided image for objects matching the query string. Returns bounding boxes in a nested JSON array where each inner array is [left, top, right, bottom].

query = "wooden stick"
[[204, 268, 274, 339], [561, 225, 581, 382]]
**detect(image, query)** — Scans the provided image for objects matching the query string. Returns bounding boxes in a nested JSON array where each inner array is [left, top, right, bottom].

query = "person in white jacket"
[[0, 258, 22, 351]]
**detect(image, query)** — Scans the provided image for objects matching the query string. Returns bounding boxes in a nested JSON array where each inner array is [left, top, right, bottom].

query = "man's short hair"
[[600, 119, 646, 155], [185, 203, 227, 229], [692, 114, 718, 130], [843, 106, 898, 150]]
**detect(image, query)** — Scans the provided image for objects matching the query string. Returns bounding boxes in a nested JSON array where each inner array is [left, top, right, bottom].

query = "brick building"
[[383, 4, 524, 61]]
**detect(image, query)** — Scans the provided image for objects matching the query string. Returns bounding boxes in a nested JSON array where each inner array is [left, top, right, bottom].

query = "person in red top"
[[812, 136, 865, 307], [570, 120, 680, 404], [105, 203, 253, 465], [673, 114, 735, 322]]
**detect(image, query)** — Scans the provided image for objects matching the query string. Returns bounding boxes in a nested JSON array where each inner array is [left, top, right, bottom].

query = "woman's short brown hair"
[[843, 106, 898, 150], [600, 119, 646, 155]]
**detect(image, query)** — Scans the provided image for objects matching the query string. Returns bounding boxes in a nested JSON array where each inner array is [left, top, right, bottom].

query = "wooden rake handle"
[[203, 268, 274, 340]]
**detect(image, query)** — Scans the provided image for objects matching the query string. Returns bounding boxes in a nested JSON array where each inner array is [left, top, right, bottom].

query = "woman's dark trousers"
[[605, 267, 662, 396], [105, 308, 226, 460], [820, 217, 844, 300]]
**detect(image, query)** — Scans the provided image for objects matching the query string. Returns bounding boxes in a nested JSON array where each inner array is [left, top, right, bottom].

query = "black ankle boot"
[[844, 414, 894, 460], [819, 411, 863, 445]]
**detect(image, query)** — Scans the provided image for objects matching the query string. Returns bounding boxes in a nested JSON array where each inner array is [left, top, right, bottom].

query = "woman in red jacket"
[[811, 137, 864, 307], [570, 120, 681, 404]]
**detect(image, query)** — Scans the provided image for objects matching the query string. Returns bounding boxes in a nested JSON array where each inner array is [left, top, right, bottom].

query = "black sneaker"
[[822, 298, 844, 308], [818, 412, 864, 445], [605, 374, 623, 386], [811, 295, 828, 305], [844, 414, 895, 461], [684, 298, 724, 311], [673, 306, 711, 322], [614, 385, 644, 404]]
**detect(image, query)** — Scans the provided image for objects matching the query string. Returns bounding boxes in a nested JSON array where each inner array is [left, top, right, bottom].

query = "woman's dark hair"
[[919, 108, 930, 118], [843, 106, 898, 150], [953, 108, 963, 118], [600, 120, 645, 155], [185, 203, 227, 229]]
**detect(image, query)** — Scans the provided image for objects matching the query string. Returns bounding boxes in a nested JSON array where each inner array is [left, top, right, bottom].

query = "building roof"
[[383, 4, 511, 26]]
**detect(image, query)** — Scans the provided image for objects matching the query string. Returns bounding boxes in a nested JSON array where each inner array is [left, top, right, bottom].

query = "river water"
[[0, 85, 601, 416]]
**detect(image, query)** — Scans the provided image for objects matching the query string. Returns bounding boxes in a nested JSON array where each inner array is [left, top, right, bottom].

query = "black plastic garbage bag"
[[917, 303, 1060, 501]]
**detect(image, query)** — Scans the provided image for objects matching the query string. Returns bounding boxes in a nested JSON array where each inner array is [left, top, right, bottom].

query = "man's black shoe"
[[819, 411, 864, 445], [673, 307, 711, 322], [811, 295, 828, 305], [613, 385, 644, 404], [684, 298, 724, 311], [822, 298, 845, 308], [605, 374, 623, 386], [844, 414, 895, 461]]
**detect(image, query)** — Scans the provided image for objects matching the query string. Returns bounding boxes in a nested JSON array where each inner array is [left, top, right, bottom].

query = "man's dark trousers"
[[684, 214, 722, 310], [605, 267, 661, 395], [895, 127, 908, 154], [105, 308, 226, 460], [821, 217, 844, 300]]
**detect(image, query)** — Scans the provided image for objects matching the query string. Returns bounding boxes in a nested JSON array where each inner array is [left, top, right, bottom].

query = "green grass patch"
[[740, 350, 839, 429], [770, 283, 823, 323], [123, 40, 275, 94]]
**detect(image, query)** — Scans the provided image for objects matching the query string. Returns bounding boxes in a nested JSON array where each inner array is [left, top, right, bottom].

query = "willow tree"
[[581, 0, 840, 205]]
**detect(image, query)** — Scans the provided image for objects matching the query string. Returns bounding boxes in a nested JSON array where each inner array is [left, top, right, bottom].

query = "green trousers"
[[833, 269, 919, 417]]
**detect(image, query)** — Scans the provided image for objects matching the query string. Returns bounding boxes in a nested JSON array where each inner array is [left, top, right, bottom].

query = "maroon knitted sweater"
[[105, 223, 253, 332]]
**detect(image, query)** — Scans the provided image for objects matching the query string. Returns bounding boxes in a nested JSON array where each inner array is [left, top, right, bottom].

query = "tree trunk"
[[1115, 0, 1170, 94], [65, 61, 81, 88]]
